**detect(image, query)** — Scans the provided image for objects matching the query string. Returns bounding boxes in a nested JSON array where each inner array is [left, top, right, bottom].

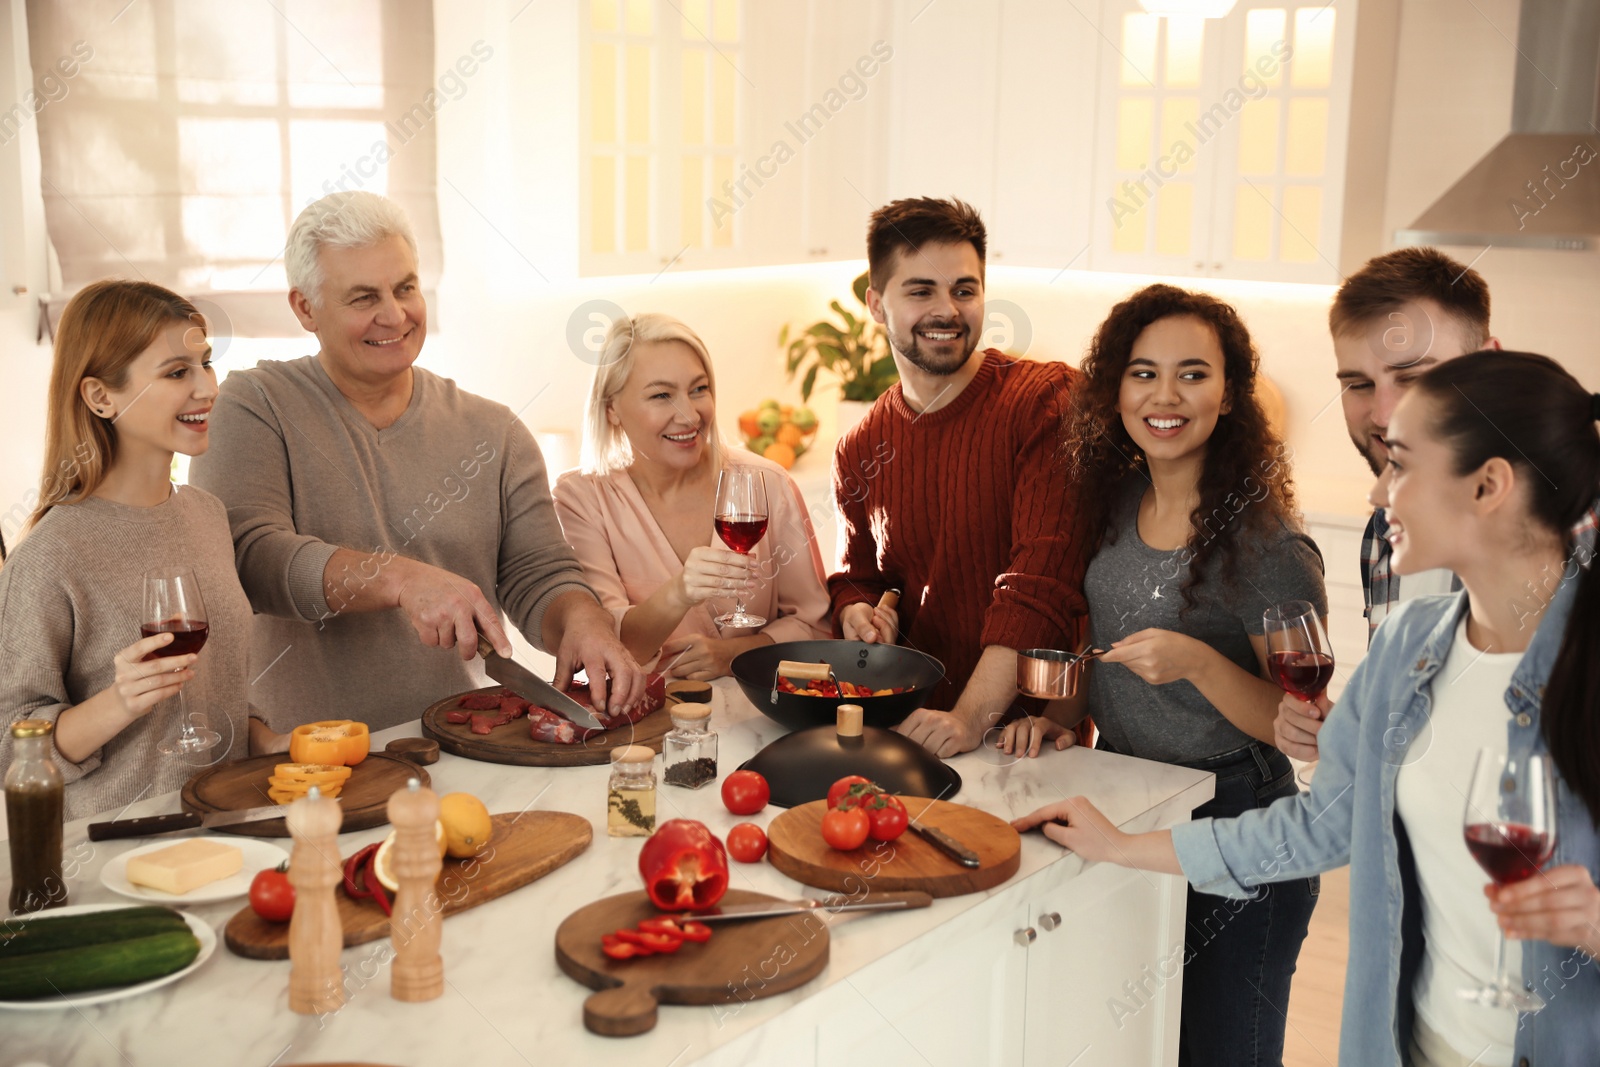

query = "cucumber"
[[0, 929, 201, 999], [0, 906, 188, 957]]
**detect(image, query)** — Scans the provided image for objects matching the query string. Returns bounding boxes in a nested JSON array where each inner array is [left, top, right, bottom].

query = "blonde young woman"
[[0, 281, 260, 821], [553, 314, 831, 680]]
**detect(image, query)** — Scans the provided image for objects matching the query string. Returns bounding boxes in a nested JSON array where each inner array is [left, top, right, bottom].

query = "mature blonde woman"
[[553, 314, 831, 680]]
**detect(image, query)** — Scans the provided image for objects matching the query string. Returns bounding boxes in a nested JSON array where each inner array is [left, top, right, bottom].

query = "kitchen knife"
[[87, 805, 287, 841], [476, 637, 607, 732], [694, 890, 933, 923], [907, 821, 982, 868]]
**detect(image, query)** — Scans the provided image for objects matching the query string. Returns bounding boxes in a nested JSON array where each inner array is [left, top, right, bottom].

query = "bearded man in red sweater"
[[829, 197, 1089, 758]]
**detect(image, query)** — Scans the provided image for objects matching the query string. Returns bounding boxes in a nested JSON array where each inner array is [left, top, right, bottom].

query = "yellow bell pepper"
[[288, 720, 371, 767]]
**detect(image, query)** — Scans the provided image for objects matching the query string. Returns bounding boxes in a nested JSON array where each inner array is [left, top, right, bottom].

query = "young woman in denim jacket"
[[1000, 284, 1325, 1067], [1017, 351, 1600, 1067]]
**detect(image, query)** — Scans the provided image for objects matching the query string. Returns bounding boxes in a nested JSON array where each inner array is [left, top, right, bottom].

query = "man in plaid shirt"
[[1276, 247, 1599, 759]]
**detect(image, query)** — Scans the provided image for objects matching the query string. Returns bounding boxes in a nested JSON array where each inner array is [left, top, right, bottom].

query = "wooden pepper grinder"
[[388, 777, 444, 1001], [286, 784, 345, 1015]]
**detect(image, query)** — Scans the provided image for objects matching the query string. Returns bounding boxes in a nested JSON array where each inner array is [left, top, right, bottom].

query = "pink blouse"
[[553, 449, 832, 670]]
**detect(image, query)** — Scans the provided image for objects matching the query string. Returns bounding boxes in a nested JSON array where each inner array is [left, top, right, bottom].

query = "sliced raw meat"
[[528, 706, 577, 745], [457, 692, 503, 711], [445, 688, 530, 734], [530, 673, 668, 744]]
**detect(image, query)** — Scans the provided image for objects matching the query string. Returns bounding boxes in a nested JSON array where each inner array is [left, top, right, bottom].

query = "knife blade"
[[694, 891, 933, 923], [476, 637, 607, 732], [907, 822, 982, 868], [87, 805, 286, 841]]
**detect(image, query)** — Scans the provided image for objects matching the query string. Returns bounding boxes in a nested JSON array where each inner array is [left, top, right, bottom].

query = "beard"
[[890, 319, 980, 377], [1349, 429, 1384, 476]]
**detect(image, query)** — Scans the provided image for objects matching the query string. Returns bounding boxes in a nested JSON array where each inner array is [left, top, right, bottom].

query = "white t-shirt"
[[1396, 615, 1523, 1066]]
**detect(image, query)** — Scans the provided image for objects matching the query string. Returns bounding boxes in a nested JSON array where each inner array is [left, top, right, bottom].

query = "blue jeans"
[[1103, 739, 1320, 1067]]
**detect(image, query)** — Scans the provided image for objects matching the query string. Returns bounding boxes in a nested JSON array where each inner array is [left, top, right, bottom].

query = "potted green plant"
[[780, 272, 898, 435]]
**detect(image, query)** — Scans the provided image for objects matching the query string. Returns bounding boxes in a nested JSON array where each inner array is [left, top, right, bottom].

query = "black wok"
[[730, 640, 945, 732]]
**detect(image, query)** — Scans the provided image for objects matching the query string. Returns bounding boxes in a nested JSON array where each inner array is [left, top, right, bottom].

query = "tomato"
[[726, 822, 769, 863], [861, 793, 909, 842], [249, 864, 295, 922], [720, 770, 771, 816], [827, 775, 874, 809], [820, 806, 870, 851]]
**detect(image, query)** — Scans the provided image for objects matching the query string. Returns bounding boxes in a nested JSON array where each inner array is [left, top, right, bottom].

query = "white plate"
[[100, 838, 289, 904], [0, 902, 217, 1010]]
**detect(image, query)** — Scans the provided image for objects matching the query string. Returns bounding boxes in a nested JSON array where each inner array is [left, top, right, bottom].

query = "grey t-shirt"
[[1085, 482, 1328, 764]]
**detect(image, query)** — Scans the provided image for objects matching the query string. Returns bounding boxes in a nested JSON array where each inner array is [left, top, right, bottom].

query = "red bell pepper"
[[637, 819, 729, 912]]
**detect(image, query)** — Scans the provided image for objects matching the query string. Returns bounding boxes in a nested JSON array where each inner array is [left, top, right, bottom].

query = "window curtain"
[[25, 0, 441, 337]]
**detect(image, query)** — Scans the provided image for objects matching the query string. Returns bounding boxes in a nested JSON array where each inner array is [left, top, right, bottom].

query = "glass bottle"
[[606, 745, 657, 838], [6, 719, 68, 914], [661, 702, 718, 790]]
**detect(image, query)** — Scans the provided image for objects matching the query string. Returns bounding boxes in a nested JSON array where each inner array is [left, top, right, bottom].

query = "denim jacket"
[[1172, 575, 1600, 1067]]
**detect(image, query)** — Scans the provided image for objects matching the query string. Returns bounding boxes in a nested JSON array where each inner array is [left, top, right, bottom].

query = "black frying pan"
[[729, 640, 946, 733]]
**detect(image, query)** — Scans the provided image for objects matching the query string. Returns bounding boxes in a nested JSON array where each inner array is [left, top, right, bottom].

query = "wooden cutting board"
[[419, 687, 674, 767], [766, 797, 1020, 898], [555, 889, 830, 1036], [224, 812, 592, 959], [180, 752, 428, 837]]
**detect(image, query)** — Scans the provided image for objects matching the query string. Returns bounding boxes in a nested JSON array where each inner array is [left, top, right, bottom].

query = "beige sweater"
[[0, 486, 253, 821], [189, 356, 593, 731]]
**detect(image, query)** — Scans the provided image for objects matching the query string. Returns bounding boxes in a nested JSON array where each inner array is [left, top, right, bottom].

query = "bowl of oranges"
[[737, 399, 818, 470]]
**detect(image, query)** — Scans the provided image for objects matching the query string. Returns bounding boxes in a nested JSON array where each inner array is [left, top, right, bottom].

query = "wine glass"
[[1264, 600, 1334, 787], [712, 468, 769, 629], [1460, 747, 1556, 1012], [142, 568, 221, 758]]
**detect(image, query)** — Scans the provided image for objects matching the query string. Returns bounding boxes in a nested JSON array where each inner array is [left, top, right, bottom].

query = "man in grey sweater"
[[190, 192, 643, 733]]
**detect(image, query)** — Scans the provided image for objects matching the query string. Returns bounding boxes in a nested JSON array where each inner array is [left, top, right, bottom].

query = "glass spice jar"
[[661, 702, 717, 789], [6, 719, 68, 914], [606, 745, 657, 837]]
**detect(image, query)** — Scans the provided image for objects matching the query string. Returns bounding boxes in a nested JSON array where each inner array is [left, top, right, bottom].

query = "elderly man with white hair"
[[191, 191, 643, 736]]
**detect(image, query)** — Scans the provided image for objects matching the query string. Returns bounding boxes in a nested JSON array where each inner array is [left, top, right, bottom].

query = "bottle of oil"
[[606, 745, 656, 837], [6, 719, 68, 914]]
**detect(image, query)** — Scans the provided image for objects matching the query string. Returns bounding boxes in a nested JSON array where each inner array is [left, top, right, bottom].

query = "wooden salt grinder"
[[388, 777, 444, 1001], [286, 785, 345, 1015]]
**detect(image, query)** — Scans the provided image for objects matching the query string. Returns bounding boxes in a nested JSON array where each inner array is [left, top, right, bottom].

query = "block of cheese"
[[125, 838, 244, 895]]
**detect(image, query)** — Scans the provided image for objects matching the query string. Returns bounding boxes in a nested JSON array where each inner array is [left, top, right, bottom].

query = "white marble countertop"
[[3, 679, 1211, 1067]]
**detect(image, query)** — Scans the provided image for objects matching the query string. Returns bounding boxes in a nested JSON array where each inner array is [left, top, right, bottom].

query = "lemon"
[[372, 821, 447, 893], [438, 793, 493, 858]]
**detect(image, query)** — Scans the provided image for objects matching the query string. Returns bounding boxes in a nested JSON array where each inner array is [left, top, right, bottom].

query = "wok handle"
[[876, 588, 901, 611], [777, 660, 834, 682]]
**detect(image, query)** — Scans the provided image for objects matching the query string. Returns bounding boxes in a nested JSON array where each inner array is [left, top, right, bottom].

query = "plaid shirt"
[[1361, 498, 1600, 644]]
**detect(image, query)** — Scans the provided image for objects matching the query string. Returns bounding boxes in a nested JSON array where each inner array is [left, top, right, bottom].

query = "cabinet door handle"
[[1014, 927, 1037, 947], [1039, 912, 1062, 931]]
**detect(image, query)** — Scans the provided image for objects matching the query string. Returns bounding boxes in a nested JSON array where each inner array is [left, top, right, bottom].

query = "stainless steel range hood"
[[1395, 0, 1600, 250]]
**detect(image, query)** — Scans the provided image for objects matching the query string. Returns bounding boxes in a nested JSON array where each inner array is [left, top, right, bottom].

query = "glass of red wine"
[[1263, 600, 1335, 701], [712, 467, 768, 629], [143, 568, 221, 758], [1460, 747, 1556, 1012]]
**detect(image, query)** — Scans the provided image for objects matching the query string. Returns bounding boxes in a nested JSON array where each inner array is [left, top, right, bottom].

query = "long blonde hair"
[[580, 313, 725, 475], [27, 280, 205, 531]]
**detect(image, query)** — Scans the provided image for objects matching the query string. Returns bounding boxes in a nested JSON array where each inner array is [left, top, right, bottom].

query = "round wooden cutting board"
[[555, 889, 830, 1036], [766, 797, 1021, 898], [420, 686, 676, 767], [180, 752, 429, 837]]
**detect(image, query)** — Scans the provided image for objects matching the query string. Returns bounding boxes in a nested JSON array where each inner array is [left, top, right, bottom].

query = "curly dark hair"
[[1066, 284, 1299, 612]]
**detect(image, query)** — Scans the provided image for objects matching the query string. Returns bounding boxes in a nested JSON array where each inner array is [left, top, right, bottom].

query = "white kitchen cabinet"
[[1088, 0, 1357, 284]]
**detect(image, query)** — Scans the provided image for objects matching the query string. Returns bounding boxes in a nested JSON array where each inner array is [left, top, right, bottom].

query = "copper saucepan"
[[1016, 647, 1105, 700]]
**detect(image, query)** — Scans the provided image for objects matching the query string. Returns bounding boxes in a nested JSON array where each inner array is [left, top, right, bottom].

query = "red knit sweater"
[[828, 350, 1089, 709]]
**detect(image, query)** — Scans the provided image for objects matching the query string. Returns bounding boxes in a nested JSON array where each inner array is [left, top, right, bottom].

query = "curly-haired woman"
[[1001, 284, 1325, 1067]]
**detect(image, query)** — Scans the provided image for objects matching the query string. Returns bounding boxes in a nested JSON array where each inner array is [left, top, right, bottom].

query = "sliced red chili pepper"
[[637, 917, 684, 937], [601, 935, 643, 960], [675, 920, 713, 943], [343, 844, 379, 899], [613, 928, 682, 953], [358, 853, 392, 917]]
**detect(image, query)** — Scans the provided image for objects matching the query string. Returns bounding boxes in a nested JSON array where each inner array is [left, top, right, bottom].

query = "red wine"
[[1267, 650, 1334, 701], [715, 515, 768, 554], [1464, 822, 1554, 884], [141, 619, 209, 658]]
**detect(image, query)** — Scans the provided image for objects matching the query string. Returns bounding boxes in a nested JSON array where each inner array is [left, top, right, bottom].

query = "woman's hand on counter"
[[1011, 797, 1183, 876], [674, 547, 753, 607], [998, 716, 1076, 758], [247, 717, 292, 756], [660, 632, 771, 681], [1490, 864, 1600, 958]]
